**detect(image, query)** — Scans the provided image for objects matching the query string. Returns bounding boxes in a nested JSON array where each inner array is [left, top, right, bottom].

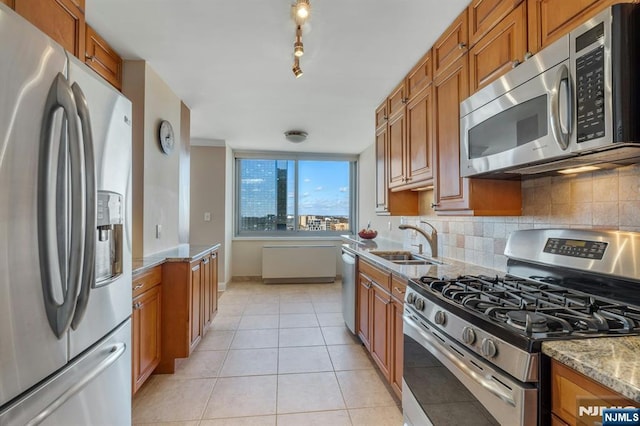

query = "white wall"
[[190, 145, 227, 284], [122, 61, 187, 257]]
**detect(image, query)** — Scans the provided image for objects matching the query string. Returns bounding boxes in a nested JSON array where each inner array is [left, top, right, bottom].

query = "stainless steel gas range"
[[402, 229, 640, 426]]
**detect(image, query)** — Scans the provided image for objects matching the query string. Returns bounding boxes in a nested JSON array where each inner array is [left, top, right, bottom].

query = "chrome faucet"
[[399, 221, 438, 258]]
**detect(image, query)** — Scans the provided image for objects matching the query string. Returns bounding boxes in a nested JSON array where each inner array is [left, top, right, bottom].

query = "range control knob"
[[462, 327, 476, 345], [414, 298, 425, 311], [481, 338, 498, 358], [434, 310, 446, 325], [407, 293, 416, 305]]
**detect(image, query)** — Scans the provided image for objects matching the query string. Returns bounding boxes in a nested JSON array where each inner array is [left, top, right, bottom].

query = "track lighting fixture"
[[294, 25, 304, 57], [292, 57, 303, 78], [290, 0, 310, 78], [294, 0, 311, 22]]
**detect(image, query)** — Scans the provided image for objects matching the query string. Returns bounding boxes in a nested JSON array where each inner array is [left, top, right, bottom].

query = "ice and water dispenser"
[[95, 191, 123, 286]]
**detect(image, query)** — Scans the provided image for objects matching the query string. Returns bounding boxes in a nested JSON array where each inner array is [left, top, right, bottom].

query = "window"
[[235, 153, 356, 236]]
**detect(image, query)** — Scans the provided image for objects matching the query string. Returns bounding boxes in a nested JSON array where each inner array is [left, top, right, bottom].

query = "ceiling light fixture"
[[292, 57, 303, 78], [284, 130, 308, 143], [294, 25, 304, 57]]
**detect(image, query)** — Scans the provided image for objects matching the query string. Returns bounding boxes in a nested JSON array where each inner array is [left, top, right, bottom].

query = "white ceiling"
[[86, 0, 468, 154]]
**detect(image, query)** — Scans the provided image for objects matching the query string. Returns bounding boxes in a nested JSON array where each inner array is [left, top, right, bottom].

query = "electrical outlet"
[[204, 212, 211, 222], [387, 221, 392, 231], [156, 224, 162, 239]]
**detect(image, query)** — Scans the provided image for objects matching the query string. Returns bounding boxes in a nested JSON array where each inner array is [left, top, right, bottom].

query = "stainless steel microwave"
[[460, 3, 640, 178]]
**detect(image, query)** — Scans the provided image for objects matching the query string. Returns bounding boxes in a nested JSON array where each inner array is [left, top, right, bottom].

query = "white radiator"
[[262, 245, 336, 284]]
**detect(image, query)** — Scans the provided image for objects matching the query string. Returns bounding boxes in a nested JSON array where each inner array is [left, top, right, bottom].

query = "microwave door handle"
[[550, 64, 572, 150], [70, 82, 96, 330]]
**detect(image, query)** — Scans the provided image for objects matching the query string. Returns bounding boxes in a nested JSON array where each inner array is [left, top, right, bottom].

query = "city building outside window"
[[235, 153, 356, 236]]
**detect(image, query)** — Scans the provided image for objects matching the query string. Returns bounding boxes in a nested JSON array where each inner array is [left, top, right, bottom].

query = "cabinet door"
[[527, 0, 622, 53], [202, 256, 212, 327], [189, 261, 202, 351], [15, 0, 85, 58], [387, 109, 406, 190], [370, 284, 391, 380], [132, 285, 161, 394], [468, 0, 524, 46], [469, 2, 527, 94], [406, 85, 434, 186], [390, 297, 404, 399], [85, 25, 122, 90], [407, 50, 433, 101], [375, 101, 388, 132], [1, 0, 14, 7], [375, 126, 389, 213], [356, 274, 372, 350], [434, 55, 470, 211], [210, 252, 218, 317], [434, 9, 469, 77]]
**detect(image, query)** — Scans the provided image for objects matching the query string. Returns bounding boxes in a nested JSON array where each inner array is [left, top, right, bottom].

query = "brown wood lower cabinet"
[[551, 359, 639, 426], [158, 249, 219, 373], [356, 258, 405, 398], [132, 265, 162, 394]]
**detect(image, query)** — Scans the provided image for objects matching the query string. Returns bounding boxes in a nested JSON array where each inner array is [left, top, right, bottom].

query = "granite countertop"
[[132, 243, 221, 275], [341, 234, 499, 280], [542, 337, 640, 403]]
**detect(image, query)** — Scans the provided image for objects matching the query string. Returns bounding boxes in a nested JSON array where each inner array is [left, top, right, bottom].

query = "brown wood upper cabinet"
[[468, 0, 524, 46], [527, 0, 632, 54], [468, 1, 528, 93], [15, 0, 86, 58], [374, 103, 419, 216], [85, 24, 123, 90], [434, 9, 469, 77], [1, 0, 14, 8], [433, 54, 521, 215]]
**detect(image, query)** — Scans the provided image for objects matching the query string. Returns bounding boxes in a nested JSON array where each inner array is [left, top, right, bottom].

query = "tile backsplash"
[[399, 163, 640, 272]]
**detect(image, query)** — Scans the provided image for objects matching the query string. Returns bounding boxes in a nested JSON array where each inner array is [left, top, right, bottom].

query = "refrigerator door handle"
[[70, 82, 96, 330], [25, 342, 126, 426], [37, 73, 86, 339]]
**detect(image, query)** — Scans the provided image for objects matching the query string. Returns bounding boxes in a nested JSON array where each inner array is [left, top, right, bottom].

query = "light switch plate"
[[156, 224, 162, 239], [204, 212, 211, 222]]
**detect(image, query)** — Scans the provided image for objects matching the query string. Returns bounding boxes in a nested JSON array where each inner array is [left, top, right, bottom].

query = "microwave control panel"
[[575, 22, 606, 143]]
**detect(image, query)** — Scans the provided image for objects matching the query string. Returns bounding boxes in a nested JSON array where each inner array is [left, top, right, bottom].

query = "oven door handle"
[[404, 315, 517, 407]]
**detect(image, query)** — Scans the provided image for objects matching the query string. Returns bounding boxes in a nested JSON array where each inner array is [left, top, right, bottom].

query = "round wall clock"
[[158, 120, 175, 154]]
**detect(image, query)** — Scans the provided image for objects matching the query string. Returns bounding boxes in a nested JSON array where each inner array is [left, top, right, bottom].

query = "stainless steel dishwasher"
[[341, 248, 356, 334]]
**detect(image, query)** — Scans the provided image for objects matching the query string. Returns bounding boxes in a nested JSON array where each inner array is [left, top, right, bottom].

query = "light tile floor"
[[133, 280, 403, 426]]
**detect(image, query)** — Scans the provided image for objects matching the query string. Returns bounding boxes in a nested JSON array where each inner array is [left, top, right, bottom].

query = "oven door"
[[402, 311, 537, 426]]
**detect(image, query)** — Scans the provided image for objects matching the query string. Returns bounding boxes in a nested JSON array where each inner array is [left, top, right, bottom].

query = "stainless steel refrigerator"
[[0, 4, 133, 425]]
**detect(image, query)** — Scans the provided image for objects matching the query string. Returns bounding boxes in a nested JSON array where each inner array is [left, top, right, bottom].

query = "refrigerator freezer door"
[[0, 4, 70, 408], [67, 55, 133, 358], [0, 319, 132, 426]]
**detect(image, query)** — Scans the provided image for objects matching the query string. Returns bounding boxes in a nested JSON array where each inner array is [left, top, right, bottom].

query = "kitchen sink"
[[369, 251, 445, 266]]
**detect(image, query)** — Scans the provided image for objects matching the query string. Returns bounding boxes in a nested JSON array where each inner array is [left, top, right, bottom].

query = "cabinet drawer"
[[359, 259, 390, 292], [132, 265, 162, 298], [391, 275, 407, 302]]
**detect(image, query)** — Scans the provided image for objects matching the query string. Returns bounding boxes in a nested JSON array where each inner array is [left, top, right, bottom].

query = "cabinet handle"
[[458, 42, 467, 50], [401, 97, 408, 104], [133, 283, 144, 290], [202, 259, 210, 265], [511, 59, 520, 68], [524, 51, 533, 61], [430, 202, 439, 208], [85, 54, 96, 62], [133, 302, 141, 310], [364, 280, 372, 289], [394, 286, 406, 295]]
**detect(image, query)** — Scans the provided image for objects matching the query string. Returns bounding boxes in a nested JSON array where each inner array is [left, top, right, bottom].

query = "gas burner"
[[505, 311, 549, 333]]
